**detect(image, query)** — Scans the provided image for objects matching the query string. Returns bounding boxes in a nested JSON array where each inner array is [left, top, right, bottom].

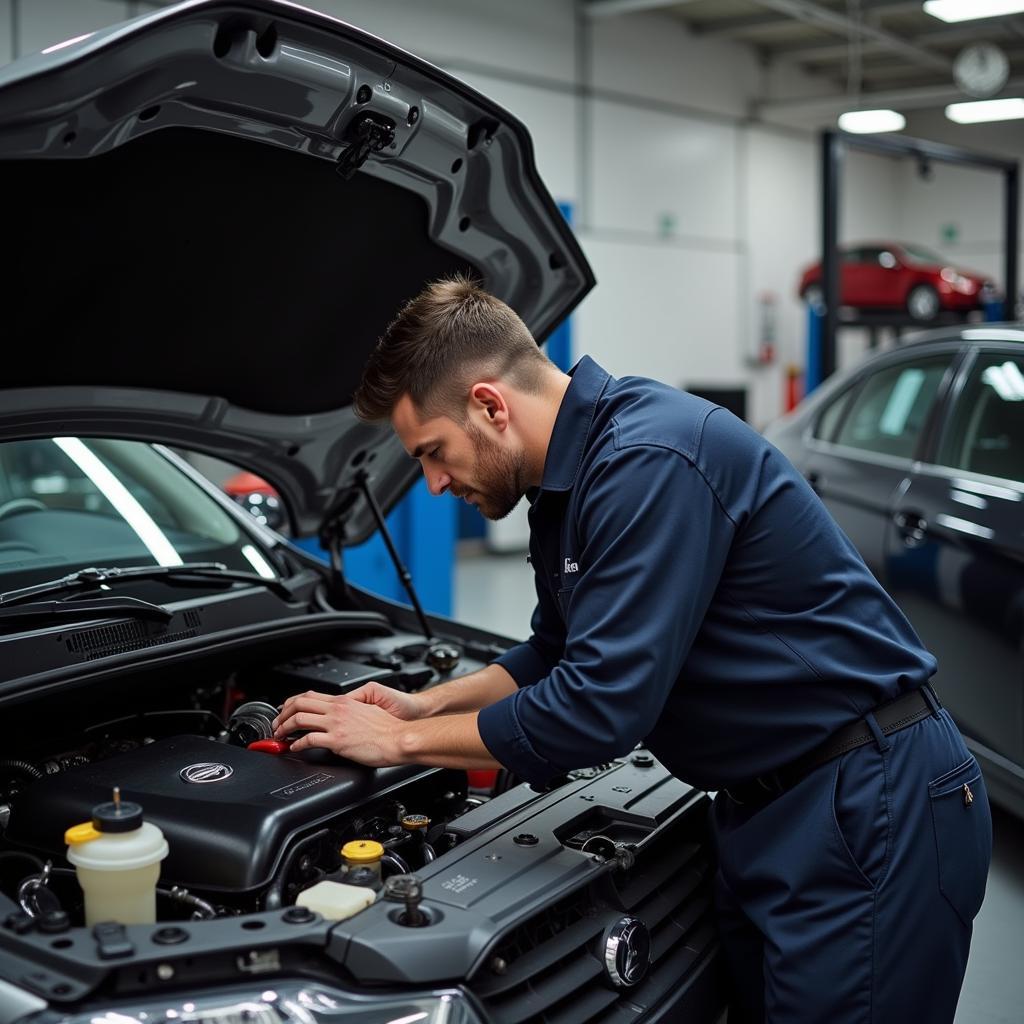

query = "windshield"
[[900, 243, 948, 266], [0, 438, 276, 593]]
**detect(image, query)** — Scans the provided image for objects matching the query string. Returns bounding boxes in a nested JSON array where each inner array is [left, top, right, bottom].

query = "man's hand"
[[271, 687, 502, 771], [346, 680, 427, 720], [272, 691, 407, 765]]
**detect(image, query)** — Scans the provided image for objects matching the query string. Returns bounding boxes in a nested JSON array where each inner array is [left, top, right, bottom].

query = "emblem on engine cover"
[[602, 916, 651, 988], [179, 762, 234, 784]]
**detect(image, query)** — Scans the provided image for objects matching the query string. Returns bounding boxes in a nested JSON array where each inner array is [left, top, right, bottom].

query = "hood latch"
[[336, 113, 397, 180]]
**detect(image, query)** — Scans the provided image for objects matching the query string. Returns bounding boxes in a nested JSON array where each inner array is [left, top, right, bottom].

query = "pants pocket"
[[928, 757, 993, 927], [831, 749, 890, 888]]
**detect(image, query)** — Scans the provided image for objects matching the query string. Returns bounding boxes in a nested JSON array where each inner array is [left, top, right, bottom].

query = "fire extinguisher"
[[753, 292, 777, 366]]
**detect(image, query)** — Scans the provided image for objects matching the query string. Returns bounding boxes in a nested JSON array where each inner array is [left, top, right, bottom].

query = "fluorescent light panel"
[[837, 109, 906, 133], [924, 1, 1024, 23], [53, 437, 184, 567], [945, 98, 1024, 123]]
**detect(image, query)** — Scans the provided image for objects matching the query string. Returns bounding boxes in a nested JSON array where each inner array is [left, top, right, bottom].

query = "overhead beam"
[[756, 76, 1024, 117], [861, 1, 926, 17], [749, 0, 951, 72], [773, 22, 1024, 63], [772, 39, 890, 62], [694, 13, 798, 38], [584, 0, 701, 16]]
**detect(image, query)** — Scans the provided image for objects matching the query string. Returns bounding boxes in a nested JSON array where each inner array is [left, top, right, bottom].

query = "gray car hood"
[[0, 0, 594, 539]]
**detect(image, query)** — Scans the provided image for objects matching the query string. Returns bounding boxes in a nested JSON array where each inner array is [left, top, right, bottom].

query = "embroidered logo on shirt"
[[564, 557, 579, 573]]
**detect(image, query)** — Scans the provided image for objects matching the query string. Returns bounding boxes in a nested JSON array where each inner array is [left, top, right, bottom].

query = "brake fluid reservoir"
[[65, 787, 168, 926], [340, 839, 384, 891]]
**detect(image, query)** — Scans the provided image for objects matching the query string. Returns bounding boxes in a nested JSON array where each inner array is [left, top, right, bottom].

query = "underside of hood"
[[0, 0, 595, 540]]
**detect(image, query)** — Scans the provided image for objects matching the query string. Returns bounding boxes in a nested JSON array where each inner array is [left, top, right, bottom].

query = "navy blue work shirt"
[[476, 355, 936, 790]]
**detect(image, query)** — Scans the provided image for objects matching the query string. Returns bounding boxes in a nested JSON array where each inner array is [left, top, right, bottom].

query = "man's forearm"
[[418, 662, 518, 716], [397, 711, 500, 770]]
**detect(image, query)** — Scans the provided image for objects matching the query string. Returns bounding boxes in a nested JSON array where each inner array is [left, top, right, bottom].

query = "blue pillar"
[[806, 305, 824, 394], [546, 201, 575, 373], [292, 480, 455, 616]]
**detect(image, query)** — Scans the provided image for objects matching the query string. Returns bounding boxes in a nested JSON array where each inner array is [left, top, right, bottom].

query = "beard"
[[460, 422, 528, 521]]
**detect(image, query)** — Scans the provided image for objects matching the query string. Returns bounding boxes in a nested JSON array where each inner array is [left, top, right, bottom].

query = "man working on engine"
[[274, 275, 991, 1023]]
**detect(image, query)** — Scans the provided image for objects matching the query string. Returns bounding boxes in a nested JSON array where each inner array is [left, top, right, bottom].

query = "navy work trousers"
[[711, 706, 993, 1023]]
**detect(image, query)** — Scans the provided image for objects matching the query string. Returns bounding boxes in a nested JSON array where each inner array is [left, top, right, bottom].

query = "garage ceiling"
[[586, 0, 1024, 117]]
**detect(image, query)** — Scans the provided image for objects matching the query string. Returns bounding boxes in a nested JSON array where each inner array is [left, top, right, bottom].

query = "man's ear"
[[469, 382, 510, 431]]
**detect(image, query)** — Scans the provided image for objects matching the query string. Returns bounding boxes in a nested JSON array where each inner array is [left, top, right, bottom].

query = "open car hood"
[[0, 0, 594, 540]]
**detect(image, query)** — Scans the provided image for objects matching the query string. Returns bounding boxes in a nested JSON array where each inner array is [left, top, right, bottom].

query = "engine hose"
[[421, 842, 436, 864], [0, 852, 45, 873], [264, 828, 331, 911], [381, 850, 411, 877], [159, 886, 217, 920], [0, 760, 43, 781]]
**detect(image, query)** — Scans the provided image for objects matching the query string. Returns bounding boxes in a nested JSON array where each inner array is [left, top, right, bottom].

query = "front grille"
[[469, 804, 719, 1024]]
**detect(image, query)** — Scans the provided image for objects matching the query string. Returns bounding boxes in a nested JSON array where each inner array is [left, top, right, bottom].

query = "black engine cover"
[[7, 735, 435, 892]]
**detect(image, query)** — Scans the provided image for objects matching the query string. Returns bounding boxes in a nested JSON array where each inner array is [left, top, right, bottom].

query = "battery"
[[268, 653, 395, 694]]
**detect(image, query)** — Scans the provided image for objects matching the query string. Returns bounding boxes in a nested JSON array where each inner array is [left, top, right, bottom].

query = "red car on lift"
[[798, 242, 997, 321]]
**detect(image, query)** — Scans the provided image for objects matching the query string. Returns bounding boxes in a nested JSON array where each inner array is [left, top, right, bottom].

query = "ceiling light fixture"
[[945, 97, 1024, 122], [924, 1, 1024, 22], [837, 109, 906, 133]]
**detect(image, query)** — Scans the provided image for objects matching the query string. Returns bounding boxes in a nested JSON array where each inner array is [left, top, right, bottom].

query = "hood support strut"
[[321, 470, 435, 642]]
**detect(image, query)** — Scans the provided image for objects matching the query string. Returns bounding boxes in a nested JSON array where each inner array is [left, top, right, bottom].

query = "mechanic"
[[274, 276, 992, 1023]]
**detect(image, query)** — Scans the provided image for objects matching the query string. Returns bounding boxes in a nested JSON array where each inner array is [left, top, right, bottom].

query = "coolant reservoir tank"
[[65, 787, 168, 926]]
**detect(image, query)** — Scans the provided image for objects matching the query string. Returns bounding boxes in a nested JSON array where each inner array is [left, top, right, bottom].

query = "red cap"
[[467, 769, 498, 790], [248, 739, 290, 755]]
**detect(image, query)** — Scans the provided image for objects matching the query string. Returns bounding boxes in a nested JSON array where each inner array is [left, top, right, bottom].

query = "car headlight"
[[939, 268, 975, 293], [53, 984, 484, 1024]]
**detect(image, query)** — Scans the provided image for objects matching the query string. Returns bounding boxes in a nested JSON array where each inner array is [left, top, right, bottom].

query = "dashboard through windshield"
[[0, 438, 276, 594]]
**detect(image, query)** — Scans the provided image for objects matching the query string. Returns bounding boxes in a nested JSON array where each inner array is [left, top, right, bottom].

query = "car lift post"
[[815, 130, 1020, 393]]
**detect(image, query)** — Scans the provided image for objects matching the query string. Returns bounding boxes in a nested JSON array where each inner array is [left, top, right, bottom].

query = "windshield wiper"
[[0, 562, 293, 608], [0, 595, 173, 628]]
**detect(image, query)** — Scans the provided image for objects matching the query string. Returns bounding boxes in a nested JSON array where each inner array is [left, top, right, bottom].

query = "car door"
[[804, 348, 960, 578], [886, 344, 1024, 774], [855, 246, 896, 308], [842, 248, 869, 306], [875, 247, 905, 306]]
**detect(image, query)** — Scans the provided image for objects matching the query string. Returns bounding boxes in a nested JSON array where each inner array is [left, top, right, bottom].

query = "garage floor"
[[454, 548, 1024, 1023]]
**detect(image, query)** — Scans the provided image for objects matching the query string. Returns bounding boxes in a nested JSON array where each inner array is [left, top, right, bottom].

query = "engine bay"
[[0, 625, 496, 926], [0, 618, 720, 1017]]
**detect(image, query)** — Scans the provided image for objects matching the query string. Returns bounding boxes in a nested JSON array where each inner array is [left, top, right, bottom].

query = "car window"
[[937, 353, 1024, 484], [834, 356, 952, 460], [812, 387, 854, 442], [0, 438, 276, 591], [901, 243, 945, 265]]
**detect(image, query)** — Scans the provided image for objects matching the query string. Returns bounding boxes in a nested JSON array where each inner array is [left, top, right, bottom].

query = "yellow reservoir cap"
[[341, 840, 384, 864], [65, 822, 101, 845]]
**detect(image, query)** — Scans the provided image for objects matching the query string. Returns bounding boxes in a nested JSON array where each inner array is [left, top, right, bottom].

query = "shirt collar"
[[539, 354, 611, 493]]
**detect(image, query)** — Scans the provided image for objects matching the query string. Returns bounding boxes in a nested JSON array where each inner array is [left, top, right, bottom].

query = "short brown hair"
[[353, 275, 551, 422]]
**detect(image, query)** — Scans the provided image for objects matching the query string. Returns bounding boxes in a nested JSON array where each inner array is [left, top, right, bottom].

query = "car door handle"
[[894, 510, 928, 547]]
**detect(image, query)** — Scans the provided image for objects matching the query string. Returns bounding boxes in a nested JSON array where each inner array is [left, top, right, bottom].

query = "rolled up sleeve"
[[478, 442, 734, 785]]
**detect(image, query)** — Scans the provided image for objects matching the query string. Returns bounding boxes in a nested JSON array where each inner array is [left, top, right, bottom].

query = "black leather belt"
[[722, 685, 940, 808]]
